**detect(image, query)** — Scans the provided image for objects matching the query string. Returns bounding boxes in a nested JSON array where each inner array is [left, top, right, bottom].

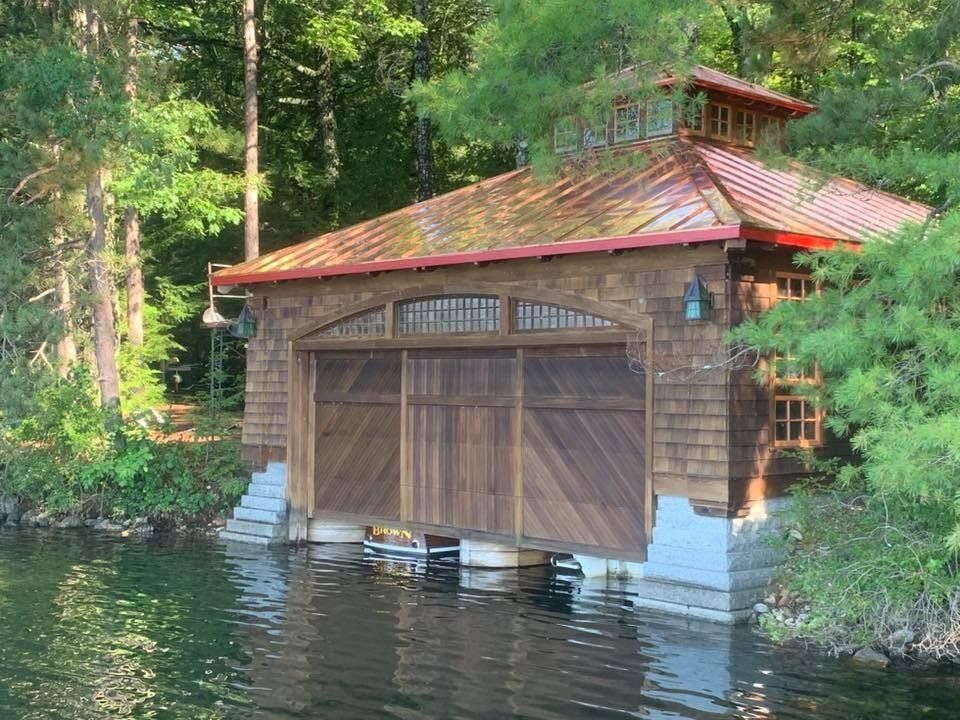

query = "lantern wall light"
[[229, 304, 257, 339], [682, 274, 713, 321]]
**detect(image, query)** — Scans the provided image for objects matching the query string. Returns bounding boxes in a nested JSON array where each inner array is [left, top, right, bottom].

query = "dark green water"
[[0, 530, 956, 719]]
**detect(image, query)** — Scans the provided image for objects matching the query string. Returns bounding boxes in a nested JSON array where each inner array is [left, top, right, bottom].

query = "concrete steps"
[[219, 462, 289, 546], [234, 506, 285, 524], [240, 494, 286, 512]]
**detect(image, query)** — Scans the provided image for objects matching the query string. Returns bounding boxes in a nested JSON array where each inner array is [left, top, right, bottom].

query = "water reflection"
[[0, 530, 957, 720]]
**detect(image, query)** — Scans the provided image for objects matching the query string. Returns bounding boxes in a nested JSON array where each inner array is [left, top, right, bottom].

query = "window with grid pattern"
[[777, 273, 813, 300], [645, 100, 674, 137], [583, 123, 608, 149], [317, 307, 386, 337], [685, 102, 705, 133], [513, 301, 614, 331], [771, 272, 822, 447], [614, 104, 641, 143], [735, 110, 755, 143], [758, 114, 782, 141], [709, 103, 731, 138], [397, 296, 500, 335], [774, 396, 820, 445]]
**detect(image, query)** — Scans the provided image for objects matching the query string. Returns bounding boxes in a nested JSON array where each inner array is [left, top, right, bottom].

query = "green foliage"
[[0, 367, 246, 522], [763, 484, 959, 657], [732, 215, 960, 542], [731, 216, 960, 656], [410, 0, 712, 167], [120, 279, 200, 412]]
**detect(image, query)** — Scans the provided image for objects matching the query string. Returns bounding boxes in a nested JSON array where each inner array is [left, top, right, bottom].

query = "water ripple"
[[0, 529, 956, 719]]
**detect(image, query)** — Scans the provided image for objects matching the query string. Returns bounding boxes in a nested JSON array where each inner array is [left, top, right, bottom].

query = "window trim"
[[772, 394, 823, 448], [614, 102, 642, 143], [708, 103, 732, 140], [734, 109, 756, 145], [292, 286, 641, 350]]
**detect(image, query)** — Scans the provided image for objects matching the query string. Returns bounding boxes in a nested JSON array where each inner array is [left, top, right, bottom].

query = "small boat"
[[550, 553, 583, 575], [363, 526, 460, 560]]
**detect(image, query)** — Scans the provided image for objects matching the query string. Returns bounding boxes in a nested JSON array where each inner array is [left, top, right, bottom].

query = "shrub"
[[0, 367, 246, 523], [769, 481, 960, 659]]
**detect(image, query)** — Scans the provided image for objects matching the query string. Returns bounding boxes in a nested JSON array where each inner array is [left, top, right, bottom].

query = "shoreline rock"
[[852, 647, 891, 669]]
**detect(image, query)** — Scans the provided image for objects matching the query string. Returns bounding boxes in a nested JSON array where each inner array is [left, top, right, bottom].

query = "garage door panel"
[[522, 498, 646, 552], [403, 486, 515, 534], [407, 440, 514, 495], [522, 445, 645, 508], [523, 350, 644, 400], [315, 355, 402, 394], [409, 354, 515, 396], [522, 408, 645, 454]]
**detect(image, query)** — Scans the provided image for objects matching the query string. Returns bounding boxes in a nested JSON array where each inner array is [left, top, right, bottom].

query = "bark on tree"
[[88, 170, 123, 428], [53, 229, 77, 376], [243, 0, 260, 260], [413, 0, 434, 201], [124, 16, 144, 347], [83, 4, 122, 430], [719, 2, 748, 77], [318, 54, 340, 188]]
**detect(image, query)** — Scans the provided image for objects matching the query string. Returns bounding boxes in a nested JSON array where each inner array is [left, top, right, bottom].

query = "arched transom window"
[[309, 293, 627, 340], [398, 295, 500, 335], [317, 307, 386, 337]]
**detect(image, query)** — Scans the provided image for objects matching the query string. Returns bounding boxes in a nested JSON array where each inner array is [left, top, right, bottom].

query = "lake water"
[[0, 530, 956, 719]]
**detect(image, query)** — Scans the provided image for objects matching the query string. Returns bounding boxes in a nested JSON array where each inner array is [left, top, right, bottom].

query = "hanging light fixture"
[[229, 304, 257, 339], [682, 275, 713, 321]]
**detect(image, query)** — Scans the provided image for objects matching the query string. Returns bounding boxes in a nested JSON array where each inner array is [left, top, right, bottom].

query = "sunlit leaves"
[[731, 212, 960, 547]]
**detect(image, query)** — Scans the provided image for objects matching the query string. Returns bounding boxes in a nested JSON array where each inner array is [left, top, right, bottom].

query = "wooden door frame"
[[286, 281, 655, 551]]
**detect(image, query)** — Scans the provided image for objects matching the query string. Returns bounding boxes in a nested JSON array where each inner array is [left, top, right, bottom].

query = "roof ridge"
[[676, 138, 744, 227]]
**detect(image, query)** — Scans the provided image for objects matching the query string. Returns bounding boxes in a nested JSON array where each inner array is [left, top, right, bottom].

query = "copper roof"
[[213, 138, 930, 287], [658, 66, 816, 115]]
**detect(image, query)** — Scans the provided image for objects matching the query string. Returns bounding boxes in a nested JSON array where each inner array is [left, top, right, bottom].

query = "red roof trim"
[[686, 78, 815, 115], [211, 225, 742, 286], [740, 226, 857, 250]]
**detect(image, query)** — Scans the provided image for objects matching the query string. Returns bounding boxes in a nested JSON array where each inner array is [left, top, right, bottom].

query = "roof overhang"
[[210, 224, 850, 287]]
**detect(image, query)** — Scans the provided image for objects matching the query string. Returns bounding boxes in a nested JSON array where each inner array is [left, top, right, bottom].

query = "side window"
[[734, 110, 755, 144], [771, 272, 822, 448], [614, 103, 642, 143], [708, 103, 731, 139]]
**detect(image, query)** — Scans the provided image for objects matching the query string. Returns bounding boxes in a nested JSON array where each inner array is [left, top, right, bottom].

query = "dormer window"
[[583, 123, 608, 149], [685, 103, 705, 133], [709, 104, 731, 139], [614, 104, 642, 143], [554, 118, 579, 154], [645, 100, 674, 138], [735, 110, 755, 144], [552, 99, 679, 153], [758, 114, 784, 144]]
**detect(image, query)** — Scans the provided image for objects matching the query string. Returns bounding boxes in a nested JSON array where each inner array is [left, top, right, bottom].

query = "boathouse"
[[213, 66, 929, 620]]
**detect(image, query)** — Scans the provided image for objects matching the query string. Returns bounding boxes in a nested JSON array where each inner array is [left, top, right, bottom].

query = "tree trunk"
[[243, 0, 260, 261], [124, 208, 143, 346], [318, 54, 340, 188], [87, 169, 122, 429], [124, 16, 144, 347], [719, 2, 747, 77], [83, 4, 122, 431], [412, 0, 434, 201], [53, 229, 77, 376]]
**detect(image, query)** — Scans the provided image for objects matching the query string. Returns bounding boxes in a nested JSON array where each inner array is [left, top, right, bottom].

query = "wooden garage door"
[[313, 344, 648, 556], [314, 352, 402, 520], [520, 346, 647, 553], [404, 349, 517, 534]]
